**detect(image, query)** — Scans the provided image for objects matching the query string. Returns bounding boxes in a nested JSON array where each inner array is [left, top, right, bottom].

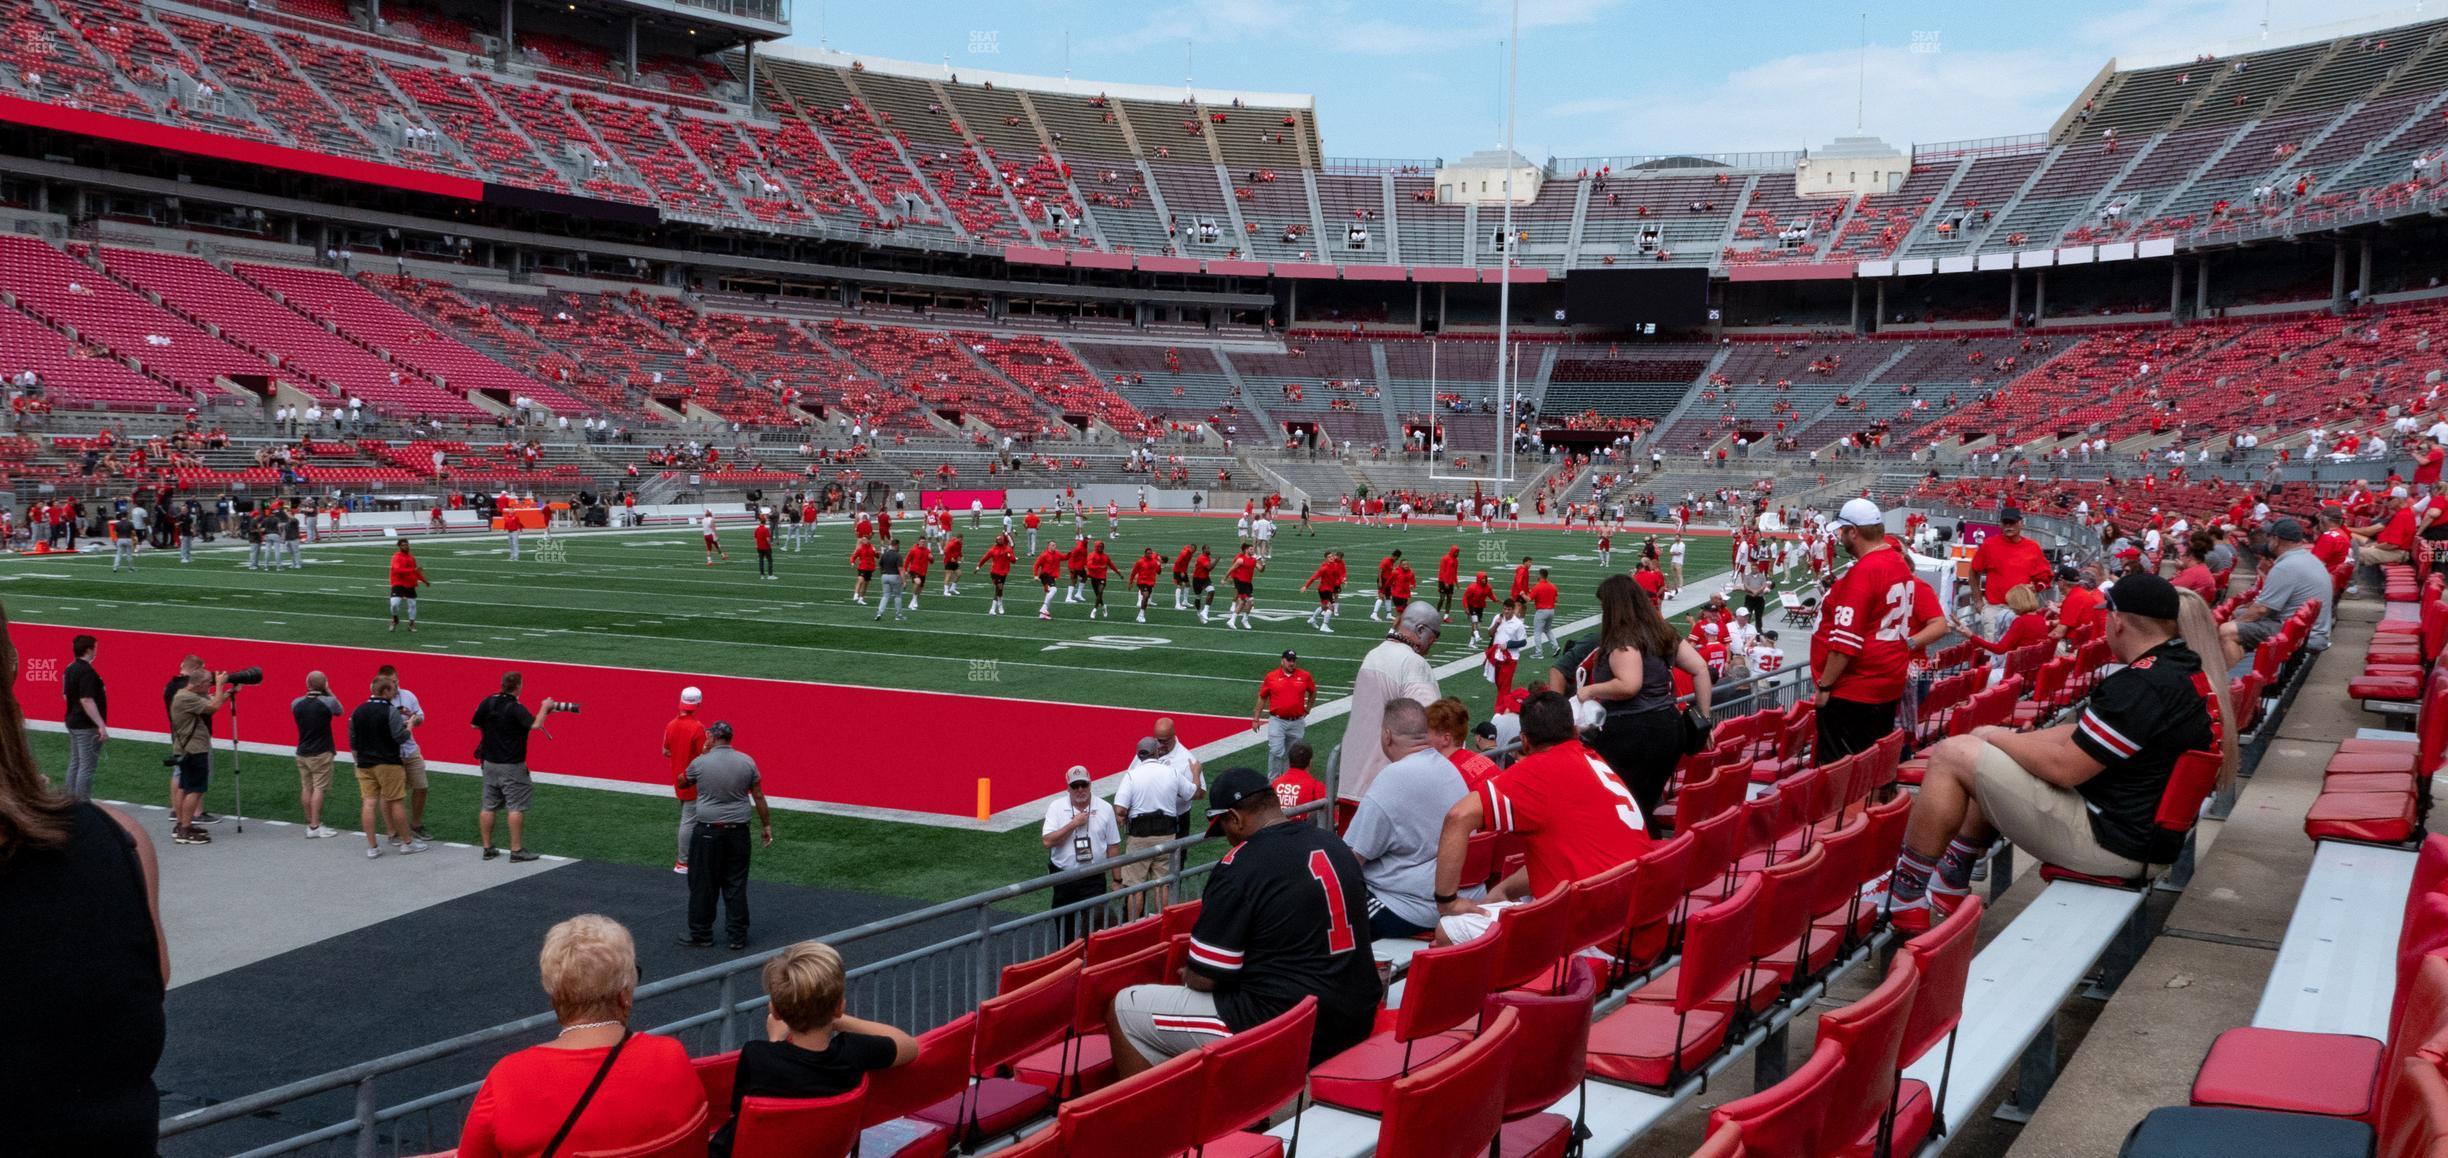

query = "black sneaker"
[[675, 936, 716, 948], [193, 812, 223, 825], [174, 827, 212, 845], [727, 940, 748, 951], [412, 825, 433, 842], [508, 849, 540, 863], [481, 846, 499, 860]]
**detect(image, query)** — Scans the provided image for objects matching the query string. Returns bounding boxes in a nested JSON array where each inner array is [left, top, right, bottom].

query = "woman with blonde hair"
[[457, 915, 705, 1158], [1958, 584, 2052, 658], [2175, 589, 2243, 797]]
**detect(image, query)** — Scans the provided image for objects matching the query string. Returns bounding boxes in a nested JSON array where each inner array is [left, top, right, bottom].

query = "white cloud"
[[1541, 43, 2076, 156]]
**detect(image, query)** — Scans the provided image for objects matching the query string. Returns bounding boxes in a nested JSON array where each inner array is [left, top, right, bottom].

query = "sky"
[[779, 0, 2436, 162]]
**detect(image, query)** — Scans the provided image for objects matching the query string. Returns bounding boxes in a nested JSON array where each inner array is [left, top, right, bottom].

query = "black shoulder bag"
[[539, 1029, 632, 1158]]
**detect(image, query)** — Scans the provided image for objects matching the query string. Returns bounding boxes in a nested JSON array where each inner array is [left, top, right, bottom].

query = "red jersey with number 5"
[[1475, 739, 1655, 899], [1814, 544, 1937, 704]]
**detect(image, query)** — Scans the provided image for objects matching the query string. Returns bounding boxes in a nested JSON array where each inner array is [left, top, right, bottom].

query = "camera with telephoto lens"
[[218, 667, 265, 686], [543, 699, 582, 715]]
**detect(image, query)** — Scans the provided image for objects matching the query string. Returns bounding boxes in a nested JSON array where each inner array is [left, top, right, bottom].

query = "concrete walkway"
[[111, 799, 571, 987]]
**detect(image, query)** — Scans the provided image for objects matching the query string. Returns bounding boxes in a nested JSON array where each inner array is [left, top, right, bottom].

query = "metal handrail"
[[157, 797, 1322, 1156]]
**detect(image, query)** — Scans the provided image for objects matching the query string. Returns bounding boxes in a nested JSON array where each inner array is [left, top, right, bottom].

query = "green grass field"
[[7, 514, 1731, 902]]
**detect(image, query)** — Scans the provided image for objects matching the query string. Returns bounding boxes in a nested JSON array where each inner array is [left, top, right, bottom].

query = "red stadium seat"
[[729, 1084, 866, 1158], [569, 1105, 710, 1158], [1877, 895, 1985, 1154], [1586, 874, 1761, 1087], [911, 961, 1077, 1141], [692, 1050, 739, 1132], [1310, 924, 1503, 1113], [1192, 997, 1314, 1158], [1705, 1037, 1843, 1157], [1371, 1007, 1521, 1158], [858, 1016, 970, 1158], [1011, 942, 1167, 1097], [1488, 968, 1598, 1158], [1814, 957, 1920, 1158], [1054, 1048, 1207, 1157]]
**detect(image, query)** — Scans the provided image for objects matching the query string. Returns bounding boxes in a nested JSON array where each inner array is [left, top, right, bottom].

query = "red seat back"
[[1897, 895, 1984, 1069], [1627, 832, 1698, 934], [1396, 926, 1505, 1043], [692, 1050, 738, 1131], [1861, 796, 1913, 884], [1372, 1007, 1521, 1158], [1491, 881, 1579, 992], [730, 1084, 866, 1158], [1057, 1049, 1207, 1156], [1685, 808, 1743, 891], [1814, 956, 1919, 1150], [570, 1105, 710, 1158], [1675, 874, 1762, 1015], [998, 942, 1082, 995], [1749, 843, 1826, 965], [1705, 1038, 1842, 1157], [1459, 829, 1498, 888], [1675, 765, 1746, 836], [1074, 943, 1169, 1035], [1484, 966, 1596, 1120], [1195, 997, 1315, 1140], [1083, 915, 1163, 965], [861, 1014, 976, 1128], [1807, 814, 1872, 922], [2152, 750, 2225, 836], [1159, 899, 1203, 939], [1566, 858, 1643, 959], [973, 959, 1081, 1072], [1691, 1121, 1750, 1157]]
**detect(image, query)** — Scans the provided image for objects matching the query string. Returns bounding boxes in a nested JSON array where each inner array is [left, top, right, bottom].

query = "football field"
[[3, 512, 1733, 899]]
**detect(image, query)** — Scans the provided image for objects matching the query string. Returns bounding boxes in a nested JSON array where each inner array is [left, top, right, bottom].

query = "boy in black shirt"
[[711, 940, 916, 1158]]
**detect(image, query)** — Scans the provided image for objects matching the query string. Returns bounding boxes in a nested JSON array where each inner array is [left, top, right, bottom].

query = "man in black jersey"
[[1108, 767, 1381, 1076]]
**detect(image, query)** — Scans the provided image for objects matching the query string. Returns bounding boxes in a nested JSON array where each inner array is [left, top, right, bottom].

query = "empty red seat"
[[1371, 1007, 1521, 1158], [728, 1083, 866, 1158], [1586, 874, 1761, 1087], [1310, 923, 1503, 1113], [1704, 1037, 1844, 1156]]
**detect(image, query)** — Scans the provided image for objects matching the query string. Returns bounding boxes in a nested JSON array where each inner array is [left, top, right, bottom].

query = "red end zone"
[[12, 624, 1243, 819]]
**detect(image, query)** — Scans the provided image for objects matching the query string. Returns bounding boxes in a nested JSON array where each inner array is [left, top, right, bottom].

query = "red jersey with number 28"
[[1475, 739, 1655, 899], [1814, 544, 1937, 704]]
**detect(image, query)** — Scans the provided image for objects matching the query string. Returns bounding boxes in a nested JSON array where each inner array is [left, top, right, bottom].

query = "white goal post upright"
[[1428, 0, 1521, 496]]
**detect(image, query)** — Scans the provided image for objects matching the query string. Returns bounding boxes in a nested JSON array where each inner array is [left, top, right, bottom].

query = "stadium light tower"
[[1493, 0, 1519, 485]]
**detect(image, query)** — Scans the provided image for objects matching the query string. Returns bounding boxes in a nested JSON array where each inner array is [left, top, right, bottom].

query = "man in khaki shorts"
[[1111, 736, 1199, 916], [349, 674, 425, 858], [289, 671, 344, 838], [377, 664, 432, 841], [1873, 573, 2222, 934]]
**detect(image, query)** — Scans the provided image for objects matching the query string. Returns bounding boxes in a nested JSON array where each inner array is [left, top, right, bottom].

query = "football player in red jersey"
[[1192, 546, 1218, 623], [1171, 543, 1197, 610], [983, 536, 1016, 615], [902, 538, 932, 612], [1085, 541, 1114, 619], [1033, 543, 1064, 619], [1301, 550, 1346, 634], [1434, 545, 1461, 619], [1225, 543, 1260, 630], [1130, 547, 1164, 623], [1066, 535, 1091, 604], [1371, 550, 1402, 621], [849, 537, 878, 604], [941, 533, 964, 596]]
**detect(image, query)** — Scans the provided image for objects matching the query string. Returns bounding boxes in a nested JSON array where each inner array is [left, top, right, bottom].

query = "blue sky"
[[781, 0, 2432, 160]]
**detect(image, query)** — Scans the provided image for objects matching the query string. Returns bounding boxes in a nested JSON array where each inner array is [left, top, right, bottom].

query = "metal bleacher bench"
[[2254, 838, 2419, 1041]]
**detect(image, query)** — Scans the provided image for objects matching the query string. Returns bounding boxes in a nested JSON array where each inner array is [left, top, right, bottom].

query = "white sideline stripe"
[[1907, 880, 2145, 1153], [2254, 840, 2418, 1040]]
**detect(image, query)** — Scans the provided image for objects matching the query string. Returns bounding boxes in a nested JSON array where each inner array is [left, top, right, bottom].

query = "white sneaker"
[[1199, 610, 1211, 623], [1136, 612, 1146, 622], [399, 840, 430, 855], [366, 847, 381, 859], [673, 861, 689, 875], [1319, 623, 1333, 633], [1040, 610, 1052, 619]]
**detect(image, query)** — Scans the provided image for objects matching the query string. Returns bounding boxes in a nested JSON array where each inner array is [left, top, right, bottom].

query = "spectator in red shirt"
[[387, 538, 428, 633], [753, 519, 776, 581], [1632, 558, 1666, 603], [2350, 486, 2418, 567], [1253, 650, 1318, 776], [1508, 557, 1533, 603], [1814, 500, 1948, 759], [1428, 690, 1655, 944], [457, 915, 705, 1158], [2416, 438, 2446, 487], [1969, 509, 2052, 636], [1426, 698, 1501, 790], [2057, 568, 2106, 637], [1526, 569, 1561, 657], [2310, 509, 2352, 571], [2167, 534, 2218, 604], [1270, 740, 1328, 816]]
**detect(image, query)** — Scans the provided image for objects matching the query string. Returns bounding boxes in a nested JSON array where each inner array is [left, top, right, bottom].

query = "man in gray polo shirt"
[[2219, 518, 2332, 664], [1345, 700, 1469, 939], [678, 721, 772, 951]]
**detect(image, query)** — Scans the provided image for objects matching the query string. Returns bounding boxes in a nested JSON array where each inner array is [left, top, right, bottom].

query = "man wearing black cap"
[[2219, 516, 2332, 663], [1970, 508, 2052, 638], [1877, 572, 2216, 932], [1107, 767, 1380, 1077], [1252, 650, 1317, 778], [678, 721, 772, 951]]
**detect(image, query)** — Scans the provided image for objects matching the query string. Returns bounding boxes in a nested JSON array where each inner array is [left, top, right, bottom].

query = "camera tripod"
[[224, 688, 245, 834]]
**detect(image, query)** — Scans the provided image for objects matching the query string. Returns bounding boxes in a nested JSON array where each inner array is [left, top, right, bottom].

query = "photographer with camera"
[[469, 672, 571, 863], [168, 667, 237, 845]]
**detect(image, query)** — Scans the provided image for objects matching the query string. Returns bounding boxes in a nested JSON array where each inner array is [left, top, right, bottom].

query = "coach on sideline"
[[1042, 766, 1120, 940], [1252, 650, 1317, 778], [678, 721, 770, 951]]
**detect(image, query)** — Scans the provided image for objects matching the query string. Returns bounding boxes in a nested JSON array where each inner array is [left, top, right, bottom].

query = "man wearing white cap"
[[1043, 766, 1120, 939], [663, 687, 711, 875], [2350, 486, 2418, 571], [1811, 500, 1946, 760], [1339, 602, 1444, 803]]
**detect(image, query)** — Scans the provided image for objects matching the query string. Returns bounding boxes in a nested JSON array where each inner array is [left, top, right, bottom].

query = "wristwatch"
[[1433, 892, 1460, 905]]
